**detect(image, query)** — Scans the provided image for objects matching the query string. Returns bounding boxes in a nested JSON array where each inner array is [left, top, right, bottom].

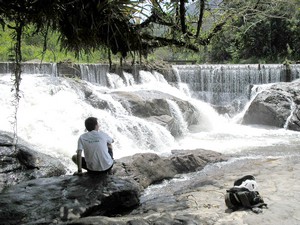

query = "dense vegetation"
[[1, 0, 299, 65], [209, 0, 300, 63], [0, 28, 110, 63]]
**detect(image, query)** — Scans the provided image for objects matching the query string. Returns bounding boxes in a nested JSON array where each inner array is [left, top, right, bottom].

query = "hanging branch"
[[179, 0, 187, 34], [108, 48, 112, 69], [196, 0, 205, 38], [40, 22, 50, 63], [8, 20, 24, 150]]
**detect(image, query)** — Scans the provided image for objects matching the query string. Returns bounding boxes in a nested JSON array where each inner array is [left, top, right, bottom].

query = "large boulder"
[[242, 79, 300, 131], [0, 131, 67, 192], [58, 79, 201, 137], [0, 173, 140, 224], [110, 90, 201, 136], [113, 149, 227, 190]]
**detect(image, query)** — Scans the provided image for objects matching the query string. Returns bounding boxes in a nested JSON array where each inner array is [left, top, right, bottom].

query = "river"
[[1, 63, 300, 172]]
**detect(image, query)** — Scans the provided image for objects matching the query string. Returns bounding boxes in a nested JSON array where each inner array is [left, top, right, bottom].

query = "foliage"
[[0, 27, 115, 63], [209, 0, 300, 63], [0, 0, 231, 61], [1, 0, 300, 64]]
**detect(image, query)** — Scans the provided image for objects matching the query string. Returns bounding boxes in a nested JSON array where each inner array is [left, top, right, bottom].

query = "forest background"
[[0, 0, 300, 65]]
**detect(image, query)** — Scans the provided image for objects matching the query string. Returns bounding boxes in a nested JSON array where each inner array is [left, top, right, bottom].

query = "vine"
[[9, 21, 24, 150]]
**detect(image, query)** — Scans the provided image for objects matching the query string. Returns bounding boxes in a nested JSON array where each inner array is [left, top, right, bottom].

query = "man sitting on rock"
[[72, 117, 114, 175]]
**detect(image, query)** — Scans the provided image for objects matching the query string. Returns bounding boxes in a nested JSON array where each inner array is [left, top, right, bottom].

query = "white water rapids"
[[1, 69, 300, 172]]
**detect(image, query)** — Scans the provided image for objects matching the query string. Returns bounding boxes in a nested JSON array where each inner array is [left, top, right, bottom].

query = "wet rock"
[[62, 212, 206, 225], [0, 147, 225, 225], [114, 153, 176, 189], [110, 90, 201, 136], [0, 132, 227, 224], [0, 173, 140, 224], [242, 79, 300, 131], [113, 149, 227, 190], [170, 149, 227, 173], [242, 92, 291, 127], [147, 115, 177, 136], [287, 107, 300, 131], [0, 131, 67, 192]]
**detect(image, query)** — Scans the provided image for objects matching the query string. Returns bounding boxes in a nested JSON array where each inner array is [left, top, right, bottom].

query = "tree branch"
[[141, 33, 199, 52], [179, 0, 186, 34], [196, 0, 205, 38]]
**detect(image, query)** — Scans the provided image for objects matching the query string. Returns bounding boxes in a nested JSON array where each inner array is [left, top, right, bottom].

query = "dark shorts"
[[81, 157, 113, 174]]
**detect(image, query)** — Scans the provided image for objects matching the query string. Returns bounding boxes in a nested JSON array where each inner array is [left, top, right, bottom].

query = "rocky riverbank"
[[63, 148, 300, 225], [1, 130, 299, 225], [0, 131, 227, 224]]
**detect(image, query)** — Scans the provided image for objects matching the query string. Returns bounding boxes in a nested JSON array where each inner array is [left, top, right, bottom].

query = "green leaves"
[[1, 0, 299, 63]]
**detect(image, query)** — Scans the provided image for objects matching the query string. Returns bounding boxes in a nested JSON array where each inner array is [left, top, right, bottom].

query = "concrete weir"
[[1, 62, 300, 107]]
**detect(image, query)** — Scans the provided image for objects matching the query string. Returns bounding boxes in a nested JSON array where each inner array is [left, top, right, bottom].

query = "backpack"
[[225, 175, 267, 213]]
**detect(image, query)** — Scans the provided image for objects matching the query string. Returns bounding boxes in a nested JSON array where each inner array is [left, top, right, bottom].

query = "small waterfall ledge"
[[1, 62, 300, 108]]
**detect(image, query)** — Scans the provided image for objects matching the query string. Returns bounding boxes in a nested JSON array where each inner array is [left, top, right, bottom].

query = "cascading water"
[[1, 63, 300, 172], [79, 64, 109, 85], [166, 99, 188, 136], [173, 64, 300, 111], [284, 97, 297, 129]]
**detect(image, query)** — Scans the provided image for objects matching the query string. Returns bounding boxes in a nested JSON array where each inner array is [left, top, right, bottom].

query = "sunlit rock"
[[113, 149, 227, 190], [242, 79, 300, 131]]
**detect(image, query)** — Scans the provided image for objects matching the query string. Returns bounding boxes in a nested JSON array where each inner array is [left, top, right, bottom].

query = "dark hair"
[[85, 117, 98, 131]]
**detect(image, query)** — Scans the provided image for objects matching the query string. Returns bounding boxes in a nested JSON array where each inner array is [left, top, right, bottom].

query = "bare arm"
[[107, 142, 114, 160], [77, 149, 83, 173]]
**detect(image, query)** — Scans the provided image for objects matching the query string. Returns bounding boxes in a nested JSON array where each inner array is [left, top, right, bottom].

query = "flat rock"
[[0, 173, 140, 224], [113, 149, 227, 189]]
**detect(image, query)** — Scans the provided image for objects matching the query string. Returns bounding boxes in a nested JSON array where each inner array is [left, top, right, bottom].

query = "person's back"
[[78, 130, 113, 171], [73, 117, 114, 174]]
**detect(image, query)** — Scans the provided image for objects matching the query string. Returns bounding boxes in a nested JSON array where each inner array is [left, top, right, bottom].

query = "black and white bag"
[[225, 175, 267, 213]]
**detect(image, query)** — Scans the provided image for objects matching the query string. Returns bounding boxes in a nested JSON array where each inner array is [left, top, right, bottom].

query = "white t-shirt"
[[77, 130, 114, 171]]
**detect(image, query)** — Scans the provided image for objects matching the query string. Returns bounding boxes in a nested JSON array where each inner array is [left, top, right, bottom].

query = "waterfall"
[[0, 62, 58, 76], [1, 62, 299, 101], [0, 62, 14, 74], [107, 72, 127, 88], [173, 64, 300, 108], [289, 64, 300, 80], [20, 62, 58, 76], [1, 62, 300, 169], [172, 66, 192, 97], [79, 64, 109, 85], [123, 72, 135, 86], [139, 70, 168, 84], [0, 71, 178, 162], [284, 97, 297, 129], [166, 99, 188, 136]]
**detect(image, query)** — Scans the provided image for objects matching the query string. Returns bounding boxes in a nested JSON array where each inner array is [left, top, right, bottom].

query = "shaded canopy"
[[0, 0, 296, 58], [0, 0, 210, 57]]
